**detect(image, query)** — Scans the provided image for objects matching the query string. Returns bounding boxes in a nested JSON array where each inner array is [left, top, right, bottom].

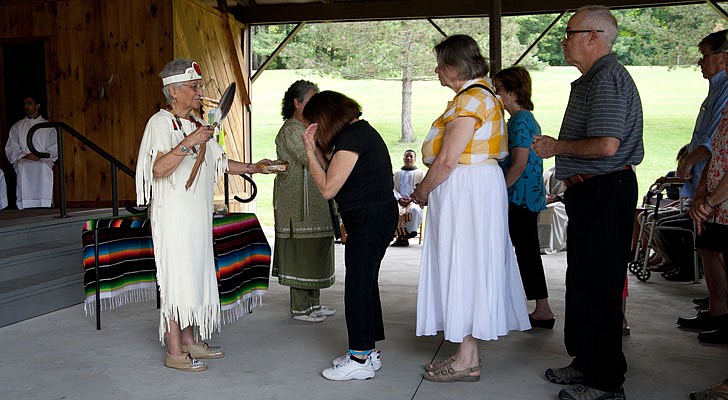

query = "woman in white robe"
[[136, 59, 271, 372]]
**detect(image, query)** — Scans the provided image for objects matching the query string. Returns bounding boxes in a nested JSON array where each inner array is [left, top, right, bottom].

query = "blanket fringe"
[[220, 291, 265, 325], [83, 285, 158, 316]]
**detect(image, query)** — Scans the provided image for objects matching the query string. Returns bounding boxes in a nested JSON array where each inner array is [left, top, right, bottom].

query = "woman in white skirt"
[[411, 35, 531, 383]]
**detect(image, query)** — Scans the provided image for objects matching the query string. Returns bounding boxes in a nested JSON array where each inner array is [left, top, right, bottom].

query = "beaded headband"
[[161, 61, 202, 86]]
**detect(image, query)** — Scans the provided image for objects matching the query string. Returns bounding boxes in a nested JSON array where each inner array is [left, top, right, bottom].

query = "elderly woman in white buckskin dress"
[[136, 59, 271, 372]]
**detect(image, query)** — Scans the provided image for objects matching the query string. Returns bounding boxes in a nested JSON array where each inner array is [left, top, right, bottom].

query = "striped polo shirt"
[[555, 53, 644, 180]]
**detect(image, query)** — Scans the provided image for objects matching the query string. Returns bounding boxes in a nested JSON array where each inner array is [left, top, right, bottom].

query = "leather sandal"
[[425, 357, 481, 372], [424, 356, 455, 372], [423, 364, 480, 383]]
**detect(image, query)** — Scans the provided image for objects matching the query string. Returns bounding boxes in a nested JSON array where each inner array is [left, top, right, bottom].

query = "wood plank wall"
[[0, 0, 255, 210], [173, 0, 254, 212], [0, 0, 173, 205]]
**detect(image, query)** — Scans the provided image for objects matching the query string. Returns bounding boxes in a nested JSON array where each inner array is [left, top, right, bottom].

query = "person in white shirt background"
[[5, 95, 57, 209], [391, 149, 425, 246]]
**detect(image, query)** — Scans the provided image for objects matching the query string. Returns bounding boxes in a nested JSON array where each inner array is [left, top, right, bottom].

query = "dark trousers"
[[508, 202, 548, 300], [564, 169, 636, 392], [340, 201, 397, 351]]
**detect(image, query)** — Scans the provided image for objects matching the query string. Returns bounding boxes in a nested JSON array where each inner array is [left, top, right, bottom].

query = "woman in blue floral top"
[[494, 66, 554, 329]]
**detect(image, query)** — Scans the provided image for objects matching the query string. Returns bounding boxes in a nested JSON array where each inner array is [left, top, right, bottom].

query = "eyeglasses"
[[563, 29, 604, 40], [182, 83, 206, 92], [698, 50, 725, 63]]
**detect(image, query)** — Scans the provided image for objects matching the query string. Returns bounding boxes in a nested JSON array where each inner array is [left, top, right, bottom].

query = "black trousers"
[[340, 201, 397, 351], [508, 202, 548, 300], [564, 169, 636, 392]]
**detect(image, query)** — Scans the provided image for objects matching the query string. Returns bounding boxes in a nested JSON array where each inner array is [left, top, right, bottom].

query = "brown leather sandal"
[[424, 357, 481, 373], [424, 356, 456, 372], [423, 364, 481, 383]]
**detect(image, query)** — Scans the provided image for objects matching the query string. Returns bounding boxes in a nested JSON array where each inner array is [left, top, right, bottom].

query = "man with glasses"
[[656, 30, 728, 283], [532, 6, 643, 400]]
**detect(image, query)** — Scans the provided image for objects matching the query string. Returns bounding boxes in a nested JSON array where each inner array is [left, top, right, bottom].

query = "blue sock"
[[349, 349, 371, 364]]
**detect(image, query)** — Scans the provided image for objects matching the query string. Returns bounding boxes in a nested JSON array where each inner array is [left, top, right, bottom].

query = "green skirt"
[[272, 237, 335, 289]]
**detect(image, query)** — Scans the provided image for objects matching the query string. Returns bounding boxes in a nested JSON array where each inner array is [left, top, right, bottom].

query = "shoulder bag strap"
[[457, 83, 496, 99]]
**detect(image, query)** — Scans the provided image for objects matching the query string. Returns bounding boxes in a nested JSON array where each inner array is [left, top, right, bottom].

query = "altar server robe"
[[5, 116, 57, 209]]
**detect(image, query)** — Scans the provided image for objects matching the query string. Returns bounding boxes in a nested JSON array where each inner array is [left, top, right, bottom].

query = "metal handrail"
[[27, 121, 141, 218], [26, 121, 256, 216]]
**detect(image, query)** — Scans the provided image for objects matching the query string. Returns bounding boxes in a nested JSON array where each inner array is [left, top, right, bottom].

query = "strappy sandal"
[[690, 379, 728, 400], [424, 357, 481, 372], [424, 356, 456, 372], [422, 364, 481, 383]]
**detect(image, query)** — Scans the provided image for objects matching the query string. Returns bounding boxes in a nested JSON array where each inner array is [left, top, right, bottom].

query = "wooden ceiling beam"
[[230, 0, 705, 24]]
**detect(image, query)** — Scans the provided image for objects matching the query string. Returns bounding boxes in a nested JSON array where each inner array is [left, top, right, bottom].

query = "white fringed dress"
[[136, 109, 227, 343]]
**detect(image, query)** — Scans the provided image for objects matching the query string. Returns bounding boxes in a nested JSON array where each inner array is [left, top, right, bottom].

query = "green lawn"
[[250, 67, 707, 226]]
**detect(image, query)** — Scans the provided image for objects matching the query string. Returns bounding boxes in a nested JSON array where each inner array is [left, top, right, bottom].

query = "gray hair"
[[434, 35, 489, 81], [281, 80, 319, 119], [576, 5, 618, 48], [160, 58, 195, 104], [699, 29, 728, 52]]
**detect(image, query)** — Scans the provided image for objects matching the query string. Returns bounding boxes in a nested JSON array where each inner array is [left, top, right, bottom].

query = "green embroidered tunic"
[[272, 118, 335, 289]]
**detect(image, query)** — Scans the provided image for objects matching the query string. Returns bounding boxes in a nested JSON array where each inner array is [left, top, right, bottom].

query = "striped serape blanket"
[[212, 213, 271, 324], [82, 213, 271, 326], [82, 216, 156, 316]]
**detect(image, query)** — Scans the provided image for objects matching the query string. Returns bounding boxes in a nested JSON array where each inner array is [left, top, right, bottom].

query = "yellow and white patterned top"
[[421, 78, 507, 166]]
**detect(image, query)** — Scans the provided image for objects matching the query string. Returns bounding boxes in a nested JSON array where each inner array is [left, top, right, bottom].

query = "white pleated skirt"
[[416, 162, 531, 342]]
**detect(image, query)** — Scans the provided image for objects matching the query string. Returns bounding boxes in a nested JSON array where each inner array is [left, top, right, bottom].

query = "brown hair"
[[434, 35, 488, 80], [302, 91, 362, 154], [493, 66, 534, 111]]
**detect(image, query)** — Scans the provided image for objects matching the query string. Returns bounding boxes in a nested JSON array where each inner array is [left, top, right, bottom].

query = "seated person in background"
[[391, 149, 424, 247], [0, 169, 7, 210], [4, 95, 57, 209], [538, 166, 567, 254], [637, 144, 689, 272], [545, 165, 566, 205]]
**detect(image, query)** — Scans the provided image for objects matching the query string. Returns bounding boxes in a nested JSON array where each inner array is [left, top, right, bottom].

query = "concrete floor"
[[1, 229, 726, 400]]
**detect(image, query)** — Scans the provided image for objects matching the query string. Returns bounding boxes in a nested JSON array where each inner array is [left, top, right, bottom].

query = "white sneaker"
[[317, 305, 337, 316], [293, 311, 326, 322], [322, 354, 375, 381], [332, 350, 381, 371]]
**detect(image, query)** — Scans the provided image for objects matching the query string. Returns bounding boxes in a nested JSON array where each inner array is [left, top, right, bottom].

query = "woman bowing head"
[[301, 91, 398, 381]]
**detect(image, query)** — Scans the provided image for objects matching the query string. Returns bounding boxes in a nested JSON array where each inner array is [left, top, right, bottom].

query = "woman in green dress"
[[272, 80, 336, 322]]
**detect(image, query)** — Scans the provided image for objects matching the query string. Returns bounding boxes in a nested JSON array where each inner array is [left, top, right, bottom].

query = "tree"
[[512, 4, 727, 67], [614, 5, 725, 66], [285, 20, 442, 142], [265, 18, 540, 142]]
